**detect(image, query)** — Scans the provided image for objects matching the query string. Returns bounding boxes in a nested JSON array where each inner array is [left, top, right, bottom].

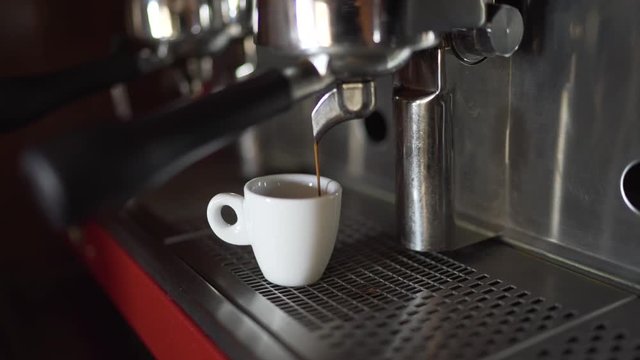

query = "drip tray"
[[156, 197, 640, 360]]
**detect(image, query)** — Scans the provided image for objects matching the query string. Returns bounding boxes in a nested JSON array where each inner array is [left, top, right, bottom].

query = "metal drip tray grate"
[[167, 211, 640, 360], [509, 298, 640, 360], [533, 323, 640, 359]]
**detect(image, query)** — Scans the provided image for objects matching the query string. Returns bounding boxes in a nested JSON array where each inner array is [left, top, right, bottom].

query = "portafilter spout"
[[312, 81, 376, 143]]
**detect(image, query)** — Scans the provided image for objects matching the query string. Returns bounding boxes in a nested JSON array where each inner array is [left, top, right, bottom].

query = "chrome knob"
[[452, 3, 524, 64]]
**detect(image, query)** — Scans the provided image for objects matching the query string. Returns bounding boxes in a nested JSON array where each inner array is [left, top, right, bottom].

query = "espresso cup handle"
[[207, 193, 249, 246]]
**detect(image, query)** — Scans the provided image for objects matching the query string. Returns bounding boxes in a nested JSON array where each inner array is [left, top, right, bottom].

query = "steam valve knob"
[[452, 3, 524, 64]]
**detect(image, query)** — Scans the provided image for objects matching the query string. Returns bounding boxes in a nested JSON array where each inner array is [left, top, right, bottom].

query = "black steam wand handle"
[[22, 63, 333, 228]]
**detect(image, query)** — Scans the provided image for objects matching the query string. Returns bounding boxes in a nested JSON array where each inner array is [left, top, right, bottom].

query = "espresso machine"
[[16, 0, 640, 359]]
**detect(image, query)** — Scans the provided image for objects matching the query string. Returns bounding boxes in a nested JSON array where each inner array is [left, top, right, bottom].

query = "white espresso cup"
[[207, 174, 342, 287]]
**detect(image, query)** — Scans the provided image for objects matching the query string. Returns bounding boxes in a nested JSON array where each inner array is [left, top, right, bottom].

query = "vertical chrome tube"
[[394, 48, 452, 252]]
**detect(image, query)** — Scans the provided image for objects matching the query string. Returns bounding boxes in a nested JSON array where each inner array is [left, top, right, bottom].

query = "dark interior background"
[[0, 1, 182, 358]]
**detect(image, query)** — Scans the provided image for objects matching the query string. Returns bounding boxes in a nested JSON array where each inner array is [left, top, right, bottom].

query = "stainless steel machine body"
[[255, 0, 524, 252], [78, 0, 640, 359], [252, 0, 640, 287]]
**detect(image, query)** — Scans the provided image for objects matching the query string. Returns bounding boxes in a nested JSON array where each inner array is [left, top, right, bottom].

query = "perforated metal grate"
[[527, 322, 640, 360], [203, 214, 593, 359]]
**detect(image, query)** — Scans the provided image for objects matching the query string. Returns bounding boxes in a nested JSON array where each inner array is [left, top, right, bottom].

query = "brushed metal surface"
[[94, 2, 640, 357], [255, 0, 477, 77], [448, 0, 640, 285], [115, 146, 639, 359], [247, 0, 640, 287], [501, 298, 640, 359], [169, 212, 629, 360], [394, 49, 453, 251]]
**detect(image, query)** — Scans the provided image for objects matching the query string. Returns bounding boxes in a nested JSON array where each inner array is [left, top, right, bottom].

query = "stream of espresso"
[[313, 141, 321, 196]]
